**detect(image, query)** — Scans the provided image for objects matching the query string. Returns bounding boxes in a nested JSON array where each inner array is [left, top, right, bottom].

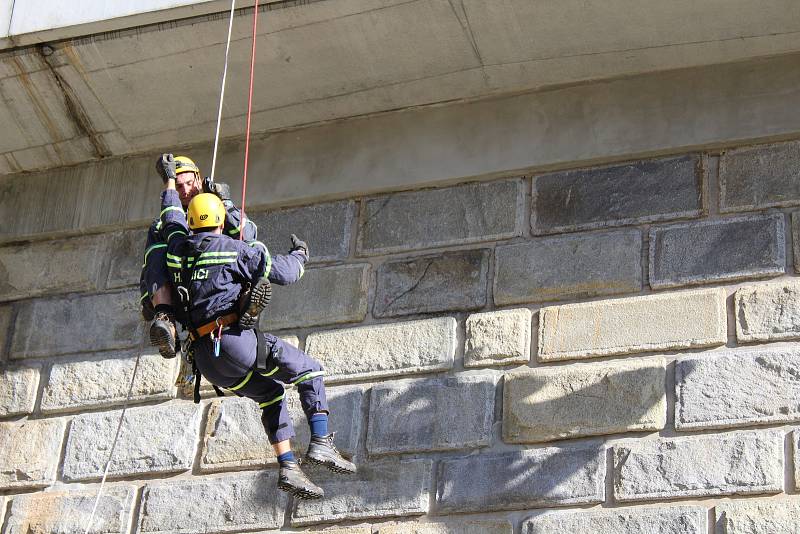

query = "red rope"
[[240, 0, 259, 240]]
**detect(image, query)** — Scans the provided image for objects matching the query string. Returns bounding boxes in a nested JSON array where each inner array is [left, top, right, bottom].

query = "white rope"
[[83, 353, 142, 534], [210, 0, 237, 181]]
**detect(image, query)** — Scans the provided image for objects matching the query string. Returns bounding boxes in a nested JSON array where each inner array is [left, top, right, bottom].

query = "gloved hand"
[[155, 153, 176, 183], [290, 234, 309, 257], [202, 177, 231, 200]]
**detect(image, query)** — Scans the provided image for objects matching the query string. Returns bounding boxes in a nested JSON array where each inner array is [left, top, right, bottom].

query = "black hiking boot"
[[277, 460, 323, 500], [239, 278, 272, 330], [305, 433, 357, 474], [149, 312, 176, 359]]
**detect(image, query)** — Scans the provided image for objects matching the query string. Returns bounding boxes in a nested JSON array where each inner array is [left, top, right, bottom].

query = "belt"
[[188, 313, 238, 342]]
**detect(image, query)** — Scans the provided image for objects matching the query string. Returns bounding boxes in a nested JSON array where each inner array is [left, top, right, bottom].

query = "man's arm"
[[266, 235, 308, 286], [155, 154, 189, 245]]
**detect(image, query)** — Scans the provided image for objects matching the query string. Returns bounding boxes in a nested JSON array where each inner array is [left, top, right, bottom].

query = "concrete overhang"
[[1, 0, 800, 175]]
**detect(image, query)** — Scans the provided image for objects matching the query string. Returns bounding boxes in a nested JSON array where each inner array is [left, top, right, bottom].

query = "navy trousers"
[[191, 326, 328, 444]]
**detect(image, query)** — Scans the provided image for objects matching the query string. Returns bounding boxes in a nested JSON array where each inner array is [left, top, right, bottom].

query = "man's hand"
[[290, 234, 309, 257], [155, 153, 176, 183], [202, 177, 231, 200]]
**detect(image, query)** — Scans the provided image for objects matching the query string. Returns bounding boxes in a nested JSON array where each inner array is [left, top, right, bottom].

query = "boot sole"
[[277, 480, 323, 500], [149, 325, 176, 359], [239, 280, 272, 329], [305, 455, 356, 474]]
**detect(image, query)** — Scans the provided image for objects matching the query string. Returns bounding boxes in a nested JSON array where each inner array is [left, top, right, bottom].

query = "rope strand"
[[210, 0, 237, 181], [239, 0, 260, 240]]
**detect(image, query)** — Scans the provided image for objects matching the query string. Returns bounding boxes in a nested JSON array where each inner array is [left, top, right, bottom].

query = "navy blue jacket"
[[159, 189, 306, 328]]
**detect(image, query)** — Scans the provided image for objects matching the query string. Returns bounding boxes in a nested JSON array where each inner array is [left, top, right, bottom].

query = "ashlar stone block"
[[106, 228, 147, 289], [0, 365, 39, 417], [614, 430, 783, 502], [137, 471, 288, 533], [41, 353, 175, 413], [0, 304, 11, 361], [63, 403, 201, 481], [532, 154, 702, 234], [524, 506, 706, 534], [436, 444, 605, 513], [249, 199, 355, 262], [538, 288, 727, 361], [0, 233, 107, 302], [465, 308, 531, 367], [793, 212, 799, 273], [261, 263, 369, 330], [719, 140, 800, 212], [5, 486, 136, 534], [649, 214, 785, 289], [11, 290, 144, 359], [716, 498, 800, 534], [676, 348, 800, 430], [367, 375, 495, 455], [504, 357, 666, 443], [494, 230, 642, 305], [201, 385, 363, 472], [291, 459, 432, 525], [0, 418, 66, 489], [377, 520, 513, 534], [374, 250, 488, 317], [306, 317, 456, 382], [794, 429, 800, 490], [358, 180, 522, 255], [735, 280, 800, 343]]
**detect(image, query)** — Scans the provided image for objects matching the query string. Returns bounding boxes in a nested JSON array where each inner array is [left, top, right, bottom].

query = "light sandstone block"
[[735, 280, 800, 342], [538, 288, 727, 361], [5, 486, 136, 534], [795, 430, 800, 490], [291, 459, 431, 525], [0, 366, 39, 417], [41, 353, 175, 413], [305, 317, 456, 382], [504, 357, 666, 443], [200, 386, 363, 472], [465, 308, 531, 367], [367, 375, 495, 455], [524, 505, 706, 534], [676, 348, 800, 430], [377, 520, 513, 534], [716, 498, 800, 534], [0, 418, 66, 489], [137, 471, 288, 533], [436, 444, 605, 513], [10, 290, 144, 359], [63, 403, 201, 481], [614, 430, 783, 502]]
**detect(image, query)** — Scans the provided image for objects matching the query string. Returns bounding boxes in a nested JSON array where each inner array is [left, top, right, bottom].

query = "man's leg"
[[142, 246, 177, 358]]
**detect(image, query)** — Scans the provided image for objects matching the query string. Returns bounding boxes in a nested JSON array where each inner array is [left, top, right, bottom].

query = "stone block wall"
[[1, 139, 800, 532]]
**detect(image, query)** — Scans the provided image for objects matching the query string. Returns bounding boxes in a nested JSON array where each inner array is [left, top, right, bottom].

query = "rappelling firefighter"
[[140, 154, 264, 359], [156, 154, 355, 500]]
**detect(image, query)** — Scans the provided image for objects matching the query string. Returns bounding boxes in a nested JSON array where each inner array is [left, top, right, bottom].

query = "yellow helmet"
[[174, 155, 200, 180], [187, 193, 225, 230]]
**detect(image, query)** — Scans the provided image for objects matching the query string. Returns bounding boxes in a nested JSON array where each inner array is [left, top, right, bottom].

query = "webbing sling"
[[255, 327, 269, 372]]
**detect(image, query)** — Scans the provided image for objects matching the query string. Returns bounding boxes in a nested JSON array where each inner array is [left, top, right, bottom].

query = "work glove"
[[290, 234, 309, 257], [202, 176, 231, 200], [155, 153, 176, 183]]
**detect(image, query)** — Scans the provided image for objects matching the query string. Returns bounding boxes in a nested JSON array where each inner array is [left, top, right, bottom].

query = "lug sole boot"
[[305, 433, 357, 474], [149, 312, 176, 359], [239, 278, 272, 330], [277, 460, 323, 500]]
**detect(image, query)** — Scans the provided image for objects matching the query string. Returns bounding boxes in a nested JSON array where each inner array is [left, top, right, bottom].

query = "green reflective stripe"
[[298, 262, 305, 279], [160, 205, 183, 218], [140, 293, 148, 303], [259, 394, 284, 409], [142, 243, 167, 266], [166, 262, 181, 269], [259, 366, 279, 377], [227, 227, 240, 236], [228, 370, 253, 391], [155, 220, 163, 231], [199, 251, 238, 258], [167, 230, 186, 241], [264, 251, 272, 278], [292, 371, 324, 385], [194, 258, 236, 266]]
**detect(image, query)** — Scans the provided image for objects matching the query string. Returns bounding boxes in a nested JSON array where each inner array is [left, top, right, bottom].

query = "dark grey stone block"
[[794, 212, 800, 274], [358, 180, 522, 255], [367, 375, 496, 455], [720, 141, 800, 212], [494, 230, 642, 305], [106, 229, 147, 290], [249, 200, 355, 262], [436, 444, 605, 513], [649, 214, 785, 289], [261, 263, 369, 330], [10, 290, 144, 359], [374, 249, 488, 318], [532, 155, 702, 235]]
